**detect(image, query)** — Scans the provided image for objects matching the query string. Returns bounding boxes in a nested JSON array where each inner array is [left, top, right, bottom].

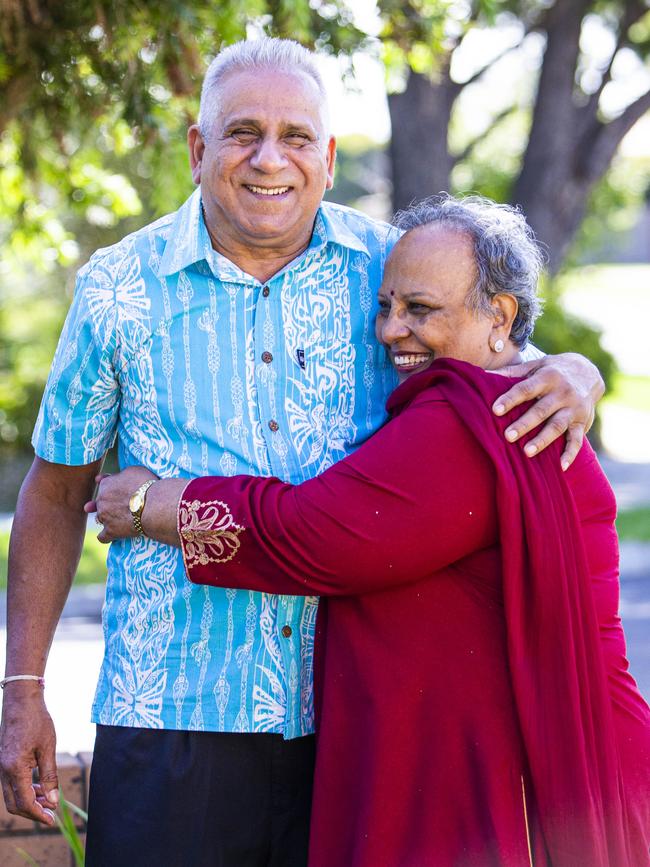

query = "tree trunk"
[[512, 0, 596, 272], [387, 69, 457, 213]]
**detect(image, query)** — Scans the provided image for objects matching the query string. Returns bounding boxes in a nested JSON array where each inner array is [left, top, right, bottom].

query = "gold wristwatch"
[[129, 480, 156, 536]]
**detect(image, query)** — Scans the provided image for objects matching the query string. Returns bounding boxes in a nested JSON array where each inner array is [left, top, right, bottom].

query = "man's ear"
[[187, 125, 205, 185], [325, 136, 336, 191]]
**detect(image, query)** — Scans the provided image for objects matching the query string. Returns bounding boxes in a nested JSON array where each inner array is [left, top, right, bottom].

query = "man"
[[0, 38, 602, 866]]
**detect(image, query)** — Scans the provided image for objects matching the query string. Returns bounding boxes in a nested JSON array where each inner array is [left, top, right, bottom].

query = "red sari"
[[179, 359, 650, 866]]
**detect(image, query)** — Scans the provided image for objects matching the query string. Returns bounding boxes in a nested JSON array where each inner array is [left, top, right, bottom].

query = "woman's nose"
[[380, 309, 410, 344]]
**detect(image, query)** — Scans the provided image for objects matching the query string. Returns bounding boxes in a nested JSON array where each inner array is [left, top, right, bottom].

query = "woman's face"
[[376, 224, 515, 381]]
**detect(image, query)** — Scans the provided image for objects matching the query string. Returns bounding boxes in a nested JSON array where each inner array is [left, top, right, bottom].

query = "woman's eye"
[[376, 302, 390, 316], [408, 303, 429, 313]]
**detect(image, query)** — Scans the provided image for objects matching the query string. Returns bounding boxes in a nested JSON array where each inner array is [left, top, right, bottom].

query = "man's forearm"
[[1, 457, 101, 824], [5, 461, 97, 675]]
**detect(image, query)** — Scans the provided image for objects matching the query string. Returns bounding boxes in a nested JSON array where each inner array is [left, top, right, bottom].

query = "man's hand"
[[0, 683, 58, 826], [85, 466, 158, 543], [492, 352, 604, 470], [1, 456, 100, 827]]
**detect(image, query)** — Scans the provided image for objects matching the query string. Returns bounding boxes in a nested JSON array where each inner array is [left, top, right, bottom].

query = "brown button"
[[281, 625, 292, 638], [262, 286, 270, 297], [268, 420, 279, 432], [261, 351, 273, 364]]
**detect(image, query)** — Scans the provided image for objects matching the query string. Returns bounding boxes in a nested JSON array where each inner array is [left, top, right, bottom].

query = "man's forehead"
[[217, 68, 324, 116]]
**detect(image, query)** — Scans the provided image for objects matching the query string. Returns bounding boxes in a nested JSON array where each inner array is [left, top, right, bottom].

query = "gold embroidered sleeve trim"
[[178, 496, 245, 569]]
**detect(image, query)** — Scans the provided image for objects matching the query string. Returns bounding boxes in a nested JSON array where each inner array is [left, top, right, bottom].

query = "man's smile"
[[243, 184, 292, 197]]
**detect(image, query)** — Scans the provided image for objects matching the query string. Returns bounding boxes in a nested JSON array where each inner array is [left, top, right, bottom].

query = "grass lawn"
[[603, 372, 650, 414], [616, 507, 650, 542], [0, 530, 108, 590]]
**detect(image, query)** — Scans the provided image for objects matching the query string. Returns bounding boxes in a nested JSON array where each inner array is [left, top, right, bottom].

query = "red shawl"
[[387, 359, 629, 865]]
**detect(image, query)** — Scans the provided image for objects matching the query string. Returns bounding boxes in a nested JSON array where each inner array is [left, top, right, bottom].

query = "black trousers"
[[85, 725, 316, 867]]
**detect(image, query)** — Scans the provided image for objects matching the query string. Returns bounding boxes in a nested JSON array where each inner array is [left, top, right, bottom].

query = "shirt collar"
[[314, 203, 370, 256], [157, 188, 207, 278], [157, 191, 370, 280]]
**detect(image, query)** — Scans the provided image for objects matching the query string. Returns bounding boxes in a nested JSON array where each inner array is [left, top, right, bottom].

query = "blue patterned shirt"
[[33, 189, 399, 736]]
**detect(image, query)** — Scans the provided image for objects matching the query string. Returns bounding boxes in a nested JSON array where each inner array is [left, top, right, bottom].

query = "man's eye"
[[231, 129, 257, 143], [285, 133, 310, 145]]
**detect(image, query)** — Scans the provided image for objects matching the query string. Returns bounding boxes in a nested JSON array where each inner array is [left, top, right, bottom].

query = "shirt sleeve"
[[179, 392, 499, 596], [32, 256, 120, 465]]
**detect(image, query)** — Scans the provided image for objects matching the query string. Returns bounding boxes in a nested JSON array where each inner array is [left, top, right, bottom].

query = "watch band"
[[131, 479, 156, 536]]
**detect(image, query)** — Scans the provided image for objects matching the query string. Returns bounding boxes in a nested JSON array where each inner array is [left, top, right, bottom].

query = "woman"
[[95, 196, 650, 866]]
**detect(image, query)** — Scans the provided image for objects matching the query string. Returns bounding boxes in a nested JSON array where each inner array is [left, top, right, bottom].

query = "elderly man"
[[0, 38, 602, 867]]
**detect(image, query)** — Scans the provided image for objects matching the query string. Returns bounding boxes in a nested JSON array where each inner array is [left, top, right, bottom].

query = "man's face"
[[188, 68, 336, 252]]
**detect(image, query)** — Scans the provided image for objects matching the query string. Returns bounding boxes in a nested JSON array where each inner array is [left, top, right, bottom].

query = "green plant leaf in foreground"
[[55, 791, 86, 867], [15, 848, 39, 866]]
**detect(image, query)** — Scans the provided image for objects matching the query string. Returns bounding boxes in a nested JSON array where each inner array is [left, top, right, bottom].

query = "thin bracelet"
[[0, 675, 45, 689]]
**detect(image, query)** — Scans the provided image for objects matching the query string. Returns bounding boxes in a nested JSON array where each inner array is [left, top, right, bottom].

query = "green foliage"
[[532, 287, 617, 447], [570, 156, 650, 269], [605, 374, 650, 414], [616, 507, 650, 541], [533, 292, 617, 390]]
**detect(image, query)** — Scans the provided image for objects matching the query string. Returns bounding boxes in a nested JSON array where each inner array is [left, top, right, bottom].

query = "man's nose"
[[249, 137, 288, 173]]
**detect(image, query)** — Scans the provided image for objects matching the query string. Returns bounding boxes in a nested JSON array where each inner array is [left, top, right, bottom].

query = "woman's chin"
[[395, 358, 434, 381]]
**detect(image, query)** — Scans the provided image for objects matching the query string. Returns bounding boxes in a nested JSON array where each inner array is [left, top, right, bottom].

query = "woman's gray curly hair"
[[393, 194, 545, 348]]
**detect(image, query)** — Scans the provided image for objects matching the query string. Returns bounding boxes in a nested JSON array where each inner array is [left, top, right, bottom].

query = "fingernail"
[[43, 808, 56, 823], [493, 403, 505, 416], [50, 788, 59, 806], [525, 443, 537, 456], [505, 429, 518, 442], [561, 460, 569, 472]]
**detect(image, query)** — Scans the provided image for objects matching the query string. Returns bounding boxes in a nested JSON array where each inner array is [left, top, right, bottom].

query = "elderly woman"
[[94, 196, 650, 866]]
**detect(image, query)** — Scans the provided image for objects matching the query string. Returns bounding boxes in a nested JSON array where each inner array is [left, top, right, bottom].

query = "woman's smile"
[[391, 351, 433, 373]]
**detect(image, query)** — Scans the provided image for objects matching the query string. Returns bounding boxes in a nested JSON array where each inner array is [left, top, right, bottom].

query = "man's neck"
[[204, 217, 315, 285]]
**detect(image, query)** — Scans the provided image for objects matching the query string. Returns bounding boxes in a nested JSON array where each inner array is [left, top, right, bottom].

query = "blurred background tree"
[[1, 0, 649, 482], [383, 0, 650, 273]]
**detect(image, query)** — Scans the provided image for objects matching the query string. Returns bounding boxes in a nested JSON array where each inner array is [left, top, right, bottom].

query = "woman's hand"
[[491, 352, 604, 470], [84, 466, 157, 543]]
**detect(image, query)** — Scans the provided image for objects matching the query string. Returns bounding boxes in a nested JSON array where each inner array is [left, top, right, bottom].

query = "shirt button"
[[261, 351, 273, 364], [281, 625, 292, 638], [268, 420, 279, 432], [262, 286, 270, 297]]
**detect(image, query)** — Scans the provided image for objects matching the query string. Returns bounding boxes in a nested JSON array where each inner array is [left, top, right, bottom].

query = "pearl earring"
[[493, 339, 504, 353]]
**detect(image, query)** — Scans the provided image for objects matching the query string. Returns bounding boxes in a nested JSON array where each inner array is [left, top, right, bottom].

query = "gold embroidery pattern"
[[179, 498, 245, 567]]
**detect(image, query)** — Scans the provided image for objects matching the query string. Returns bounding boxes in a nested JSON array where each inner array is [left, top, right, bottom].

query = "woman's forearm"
[[92, 467, 185, 547], [141, 479, 186, 546]]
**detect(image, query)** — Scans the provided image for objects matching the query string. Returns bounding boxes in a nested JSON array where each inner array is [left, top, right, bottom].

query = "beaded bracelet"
[[0, 675, 45, 689]]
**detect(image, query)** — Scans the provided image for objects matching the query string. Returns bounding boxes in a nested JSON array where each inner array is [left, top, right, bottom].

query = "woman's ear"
[[490, 293, 518, 339]]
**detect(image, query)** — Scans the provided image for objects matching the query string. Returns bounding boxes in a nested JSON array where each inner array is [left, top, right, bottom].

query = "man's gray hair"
[[198, 38, 329, 138], [394, 194, 545, 348]]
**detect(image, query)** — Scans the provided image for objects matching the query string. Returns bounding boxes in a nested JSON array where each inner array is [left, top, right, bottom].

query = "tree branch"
[[578, 0, 648, 128], [584, 88, 650, 182], [452, 105, 519, 165]]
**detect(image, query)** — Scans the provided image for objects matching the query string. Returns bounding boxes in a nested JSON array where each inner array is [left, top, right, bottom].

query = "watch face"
[[129, 492, 143, 513]]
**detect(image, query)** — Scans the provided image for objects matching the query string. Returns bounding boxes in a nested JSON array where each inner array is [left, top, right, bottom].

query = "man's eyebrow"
[[222, 117, 261, 129]]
